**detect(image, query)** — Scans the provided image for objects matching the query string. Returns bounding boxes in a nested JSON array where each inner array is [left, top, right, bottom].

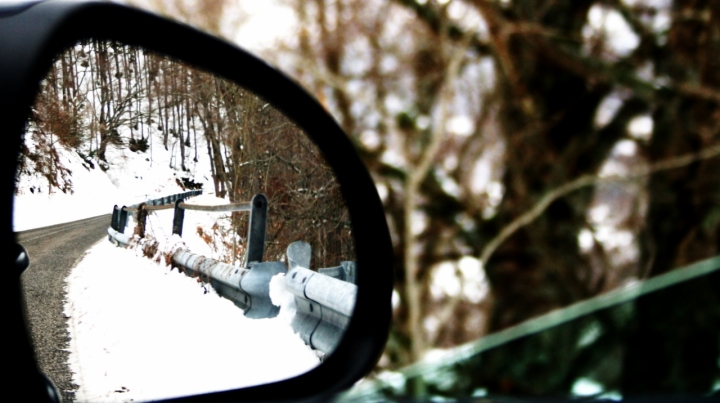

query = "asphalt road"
[[17, 214, 111, 403]]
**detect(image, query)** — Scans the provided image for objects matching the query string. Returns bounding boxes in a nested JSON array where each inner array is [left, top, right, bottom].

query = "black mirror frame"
[[0, 1, 393, 402]]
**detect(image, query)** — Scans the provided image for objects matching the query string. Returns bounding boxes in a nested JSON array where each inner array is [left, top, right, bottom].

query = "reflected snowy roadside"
[[16, 39, 357, 401], [65, 240, 319, 402]]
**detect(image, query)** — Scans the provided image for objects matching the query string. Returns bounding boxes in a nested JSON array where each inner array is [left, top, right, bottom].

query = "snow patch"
[[269, 273, 298, 325]]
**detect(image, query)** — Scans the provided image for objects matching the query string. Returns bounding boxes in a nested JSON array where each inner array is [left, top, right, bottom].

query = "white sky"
[[230, 0, 297, 54]]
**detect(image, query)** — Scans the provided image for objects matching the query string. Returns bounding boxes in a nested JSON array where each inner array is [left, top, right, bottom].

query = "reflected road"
[[17, 214, 111, 403]]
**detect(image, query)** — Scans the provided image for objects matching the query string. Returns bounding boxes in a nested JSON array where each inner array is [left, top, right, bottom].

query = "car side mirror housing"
[[1, 1, 392, 402]]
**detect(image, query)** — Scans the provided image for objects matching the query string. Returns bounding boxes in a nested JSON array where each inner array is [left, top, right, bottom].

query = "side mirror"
[[1, 1, 392, 402]]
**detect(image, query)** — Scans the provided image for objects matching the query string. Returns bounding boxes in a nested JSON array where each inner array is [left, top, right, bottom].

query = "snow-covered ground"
[[13, 147, 125, 232], [64, 240, 317, 402], [14, 130, 208, 232]]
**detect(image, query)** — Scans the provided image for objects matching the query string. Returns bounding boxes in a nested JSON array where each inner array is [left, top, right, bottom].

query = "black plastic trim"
[[0, 1, 393, 402]]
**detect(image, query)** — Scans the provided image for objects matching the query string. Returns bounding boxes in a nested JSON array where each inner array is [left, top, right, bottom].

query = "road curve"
[[17, 214, 111, 403]]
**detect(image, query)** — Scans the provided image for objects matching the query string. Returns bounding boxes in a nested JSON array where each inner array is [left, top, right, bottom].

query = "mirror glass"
[[15, 40, 356, 402]]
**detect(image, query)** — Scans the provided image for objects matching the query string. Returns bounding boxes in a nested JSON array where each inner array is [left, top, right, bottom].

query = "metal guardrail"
[[106, 227, 284, 319], [286, 266, 356, 353], [111, 190, 267, 266], [173, 249, 285, 319], [319, 261, 356, 284], [106, 230, 357, 351], [107, 227, 132, 246], [110, 190, 203, 231], [171, 194, 267, 265], [106, 191, 356, 354], [106, 189, 276, 318], [178, 201, 252, 212], [284, 241, 357, 353]]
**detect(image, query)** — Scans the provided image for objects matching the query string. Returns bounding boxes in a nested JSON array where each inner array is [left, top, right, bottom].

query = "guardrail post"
[[287, 241, 311, 270], [245, 193, 268, 265], [172, 199, 185, 236], [111, 205, 119, 231], [342, 261, 356, 284], [118, 206, 128, 233]]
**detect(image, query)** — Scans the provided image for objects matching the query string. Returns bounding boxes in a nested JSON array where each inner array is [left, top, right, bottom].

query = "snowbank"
[[65, 240, 319, 402]]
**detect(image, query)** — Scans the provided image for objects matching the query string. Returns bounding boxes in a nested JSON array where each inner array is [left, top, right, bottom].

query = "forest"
[[18, 39, 353, 269]]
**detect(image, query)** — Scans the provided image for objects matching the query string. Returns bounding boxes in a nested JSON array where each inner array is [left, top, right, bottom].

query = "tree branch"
[[393, 0, 491, 55], [396, 0, 720, 105], [403, 27, 474, 361], [431, 142, 720, 341], [480, 142, 720, 266]]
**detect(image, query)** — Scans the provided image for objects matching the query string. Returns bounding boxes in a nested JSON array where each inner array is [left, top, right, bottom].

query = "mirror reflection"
[[15, 40, 355, 402]]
